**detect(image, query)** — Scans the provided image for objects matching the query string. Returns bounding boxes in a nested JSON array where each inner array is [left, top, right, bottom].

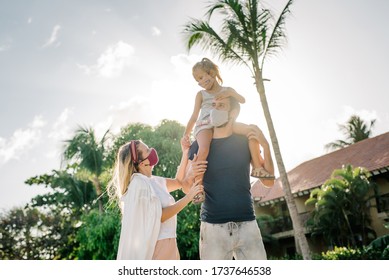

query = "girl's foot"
[[251, 167, 275, 179]]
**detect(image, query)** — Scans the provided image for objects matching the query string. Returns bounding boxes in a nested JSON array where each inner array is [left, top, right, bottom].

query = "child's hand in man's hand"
[[181, 135, 191, 151]]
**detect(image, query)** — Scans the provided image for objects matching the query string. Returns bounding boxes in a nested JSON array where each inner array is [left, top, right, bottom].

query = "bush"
[[320, 247, 363, 260]]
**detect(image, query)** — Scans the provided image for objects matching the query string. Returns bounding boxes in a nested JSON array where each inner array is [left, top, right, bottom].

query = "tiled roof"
[[251, 131, 389, 203]]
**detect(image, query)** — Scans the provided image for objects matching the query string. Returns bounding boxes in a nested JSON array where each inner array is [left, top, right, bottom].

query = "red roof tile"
[[251, 132, 389, 202]]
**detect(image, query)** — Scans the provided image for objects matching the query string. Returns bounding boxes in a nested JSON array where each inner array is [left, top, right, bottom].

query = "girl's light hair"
[[193, 58, 223, 84], [107, 141, 141, 205]]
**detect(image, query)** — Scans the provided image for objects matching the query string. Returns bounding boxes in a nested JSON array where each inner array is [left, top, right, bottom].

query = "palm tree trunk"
[[92, 176, 104, 214], [254, 67, 312, 259], [342, 208, 356, 247]]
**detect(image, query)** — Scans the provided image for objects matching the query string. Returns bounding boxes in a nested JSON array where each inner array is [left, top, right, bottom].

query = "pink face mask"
[[142, 148, 159, 166]]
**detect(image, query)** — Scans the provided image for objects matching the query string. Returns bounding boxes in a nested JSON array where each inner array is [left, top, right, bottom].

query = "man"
[[188, 96, 274, 260]]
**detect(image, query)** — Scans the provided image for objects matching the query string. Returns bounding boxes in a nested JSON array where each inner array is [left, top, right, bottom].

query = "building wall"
[[370, 175, 389, 237]]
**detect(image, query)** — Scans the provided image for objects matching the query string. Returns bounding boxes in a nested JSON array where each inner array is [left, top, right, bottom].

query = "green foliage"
[[256, 214, 280, 244], [63, 126, 111, 176], [365, 234, 389, 259], [25, 166, 97, 211], [318, 243, 389, 260], [272, 242, 389, 260], [105, 123, 153, 167], [270, 253, 303, 260], [176, 195, 201, 260], [73, 209, 121, 260], [0, 206, 79, 260], [305, 165, 377, 247], [63, 126, 111, 212], [320, 246, 363, 260]]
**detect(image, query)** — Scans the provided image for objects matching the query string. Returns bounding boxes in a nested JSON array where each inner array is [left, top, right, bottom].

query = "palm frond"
[[183, 18, 247, 66], [261, 0, 293, 69], [62, 125, 106, 176]]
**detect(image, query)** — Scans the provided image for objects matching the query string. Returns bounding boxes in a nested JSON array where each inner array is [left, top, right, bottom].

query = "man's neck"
[[213, 122, 233, 139]]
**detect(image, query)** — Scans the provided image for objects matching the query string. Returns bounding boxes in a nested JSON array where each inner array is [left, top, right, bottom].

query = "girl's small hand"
[[215, 91, 230, 101], [181, 135, 191, 151], [247, 128, 267, 146]]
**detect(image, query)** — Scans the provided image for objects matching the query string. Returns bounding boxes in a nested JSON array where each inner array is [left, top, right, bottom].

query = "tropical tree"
[[25, 167, 97, 211], [0, 206, 79, 259], [305, 165, 377, 247], [63, 126, 110, 213], [182, 0, 311, 258], [74, 209, 121, 260], [105, 123, 153, 167], [325, 115, 376, 151]]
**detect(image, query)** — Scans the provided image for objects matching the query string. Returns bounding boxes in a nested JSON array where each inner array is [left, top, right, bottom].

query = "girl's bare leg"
[[193, 129, 213, 204], [233, 123, 274, 179]]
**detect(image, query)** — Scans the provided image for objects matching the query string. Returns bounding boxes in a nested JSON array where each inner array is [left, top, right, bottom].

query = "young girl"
[[183, 58, 274, 203]]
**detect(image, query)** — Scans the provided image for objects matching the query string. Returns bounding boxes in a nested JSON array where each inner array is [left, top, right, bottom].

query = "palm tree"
[[325, 115, 376, 151], [305, 165, 377, 247], [183, 0, 311, 259], [63, 126, 110, 213]]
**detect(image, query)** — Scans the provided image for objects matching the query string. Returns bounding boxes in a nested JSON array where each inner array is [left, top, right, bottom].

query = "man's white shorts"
[[200, 220, 267, 260]]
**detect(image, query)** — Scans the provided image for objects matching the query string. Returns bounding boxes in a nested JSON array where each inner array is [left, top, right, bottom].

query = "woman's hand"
[[187, 180, 204, 200]]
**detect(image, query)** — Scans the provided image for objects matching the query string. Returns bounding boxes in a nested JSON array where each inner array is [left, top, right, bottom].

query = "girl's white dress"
[[193, 90, 215, 137]]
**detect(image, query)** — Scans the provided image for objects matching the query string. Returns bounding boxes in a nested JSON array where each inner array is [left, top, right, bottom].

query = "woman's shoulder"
[[131, 172, 147, 180], [151, 175, 166, 183], [130, 173, 151, 188]]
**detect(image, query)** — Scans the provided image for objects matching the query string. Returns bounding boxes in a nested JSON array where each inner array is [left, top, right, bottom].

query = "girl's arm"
[[166, 147, 207, 193], [165, 137, 191, 193], [160, 183, 203, 223], [216, 87, 246, 104], [184, 91, 203, 136]]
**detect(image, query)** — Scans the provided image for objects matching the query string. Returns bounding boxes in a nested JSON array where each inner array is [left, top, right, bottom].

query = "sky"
[[1, 0, 388, 211]]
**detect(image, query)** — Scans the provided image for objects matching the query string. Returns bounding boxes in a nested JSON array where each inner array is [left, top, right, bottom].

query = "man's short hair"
[[229, 96, 240, 114]]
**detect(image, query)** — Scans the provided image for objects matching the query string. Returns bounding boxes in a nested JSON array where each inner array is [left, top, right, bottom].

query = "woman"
[[108, 139, 205, 260]]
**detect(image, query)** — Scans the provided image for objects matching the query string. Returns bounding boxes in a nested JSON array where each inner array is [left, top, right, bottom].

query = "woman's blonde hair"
[[108, 141, 142, 203], [193, 57, 223, 84]]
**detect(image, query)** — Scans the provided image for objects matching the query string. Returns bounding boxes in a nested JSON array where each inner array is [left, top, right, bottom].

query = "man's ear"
[[229, 108, 239, 121]]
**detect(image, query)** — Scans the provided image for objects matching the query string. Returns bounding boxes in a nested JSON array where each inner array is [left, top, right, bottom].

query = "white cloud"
[[0, 116, 47, 165], [99, 97, 150, 134], [341, 105, 379, 123], [48, 108, 74, 141], [77, 41, 135, 78], [170, 53, 201, 77], [42, 24, 61, 48], [151, 26, 161, 36], [27, 17, 32, 24]]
